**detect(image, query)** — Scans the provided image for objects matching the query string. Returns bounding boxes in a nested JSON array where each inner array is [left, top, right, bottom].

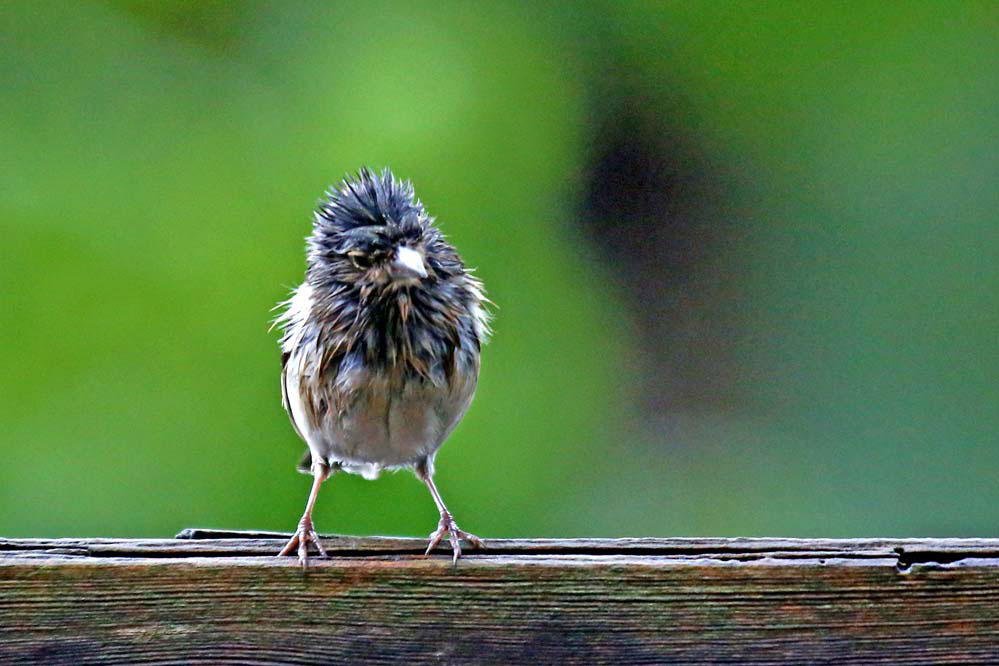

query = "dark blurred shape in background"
[[2, 2, 997, 539]]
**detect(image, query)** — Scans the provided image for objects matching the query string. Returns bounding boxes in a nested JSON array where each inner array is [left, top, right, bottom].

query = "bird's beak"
[[392, 246, 428, 279]]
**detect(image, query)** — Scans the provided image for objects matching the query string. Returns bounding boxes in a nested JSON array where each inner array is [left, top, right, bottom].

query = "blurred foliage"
[[1, 1, 997, 538]]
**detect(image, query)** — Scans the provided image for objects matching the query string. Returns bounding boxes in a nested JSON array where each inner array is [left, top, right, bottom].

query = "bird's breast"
[[291, 345, 478, 474]]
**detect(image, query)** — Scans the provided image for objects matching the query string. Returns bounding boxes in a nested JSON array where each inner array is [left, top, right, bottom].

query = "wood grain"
[[2, 530, 999, 664]]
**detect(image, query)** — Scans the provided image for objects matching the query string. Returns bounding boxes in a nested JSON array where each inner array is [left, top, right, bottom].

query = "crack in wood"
[[2, 531, 999, 569]]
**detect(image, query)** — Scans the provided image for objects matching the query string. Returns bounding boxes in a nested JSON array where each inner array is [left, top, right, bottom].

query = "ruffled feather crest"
[[315, 167, 428, 235]]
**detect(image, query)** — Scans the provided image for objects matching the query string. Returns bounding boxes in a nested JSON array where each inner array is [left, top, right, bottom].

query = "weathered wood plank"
[[3, 531, 999, 664]]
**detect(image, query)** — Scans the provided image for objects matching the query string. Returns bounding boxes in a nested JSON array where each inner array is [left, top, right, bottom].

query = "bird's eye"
[[348, 251, 372, 270]]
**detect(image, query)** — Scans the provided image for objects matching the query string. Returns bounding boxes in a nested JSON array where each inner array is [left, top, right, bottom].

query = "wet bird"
[[275, 168, 489, 565]]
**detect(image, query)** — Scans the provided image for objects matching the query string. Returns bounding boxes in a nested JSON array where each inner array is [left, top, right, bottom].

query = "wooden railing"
[[2, 530, 999, 663]]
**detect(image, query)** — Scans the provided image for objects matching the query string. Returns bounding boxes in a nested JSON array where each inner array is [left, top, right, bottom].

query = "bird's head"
[[306, 168, 464, 292]]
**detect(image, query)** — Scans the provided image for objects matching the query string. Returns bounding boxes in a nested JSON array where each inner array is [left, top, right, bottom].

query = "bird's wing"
[[282, 352, 318, 475], [280, 351, 305, 442], [435, 343, 481, 445]]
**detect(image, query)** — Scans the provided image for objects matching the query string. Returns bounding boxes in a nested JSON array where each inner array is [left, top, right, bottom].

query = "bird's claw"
[[277, 515, 327, 568], [425, 513, 484, 564]]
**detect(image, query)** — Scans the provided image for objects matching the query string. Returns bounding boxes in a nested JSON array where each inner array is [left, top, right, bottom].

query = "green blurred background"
[[2, 2, 997, 539]]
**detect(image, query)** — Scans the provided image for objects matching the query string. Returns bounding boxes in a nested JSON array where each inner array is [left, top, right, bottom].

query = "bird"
[[274, 167, 490, 566]]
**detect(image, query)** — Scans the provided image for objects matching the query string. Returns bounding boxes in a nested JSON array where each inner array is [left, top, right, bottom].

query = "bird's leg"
[[416, 460, 483, 564], [278, 461, 331, 567]]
